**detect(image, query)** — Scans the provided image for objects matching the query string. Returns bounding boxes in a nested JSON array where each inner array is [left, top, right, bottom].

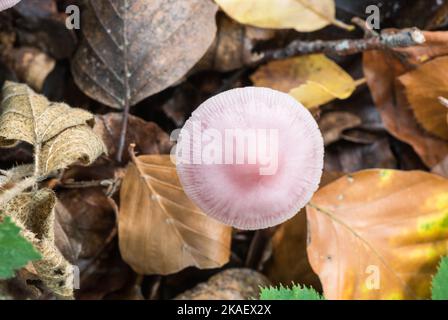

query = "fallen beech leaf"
[[307, 169, 448, 299], [264, 172, 341, 288], [119, 154, 232, 275], [57, 188, 116, 260], [175, 269, 270, 300], [251, 55, 356, 109], [395, 31, 448, 64], [2, 47, 55, 91], [93, 113, 172, 164], [0, 82, 106, 175], [319, 112, 362, 146], [215, 0, 351, 32], [196, 13, 277, 72], [71, 0, 218, 109], [363, 50, 448, 167], [398, 56, 448, 140]]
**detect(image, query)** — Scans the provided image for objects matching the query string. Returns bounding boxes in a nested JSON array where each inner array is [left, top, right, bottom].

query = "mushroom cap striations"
[[176, 87, 324, 230], [0, 0, 20, 11]]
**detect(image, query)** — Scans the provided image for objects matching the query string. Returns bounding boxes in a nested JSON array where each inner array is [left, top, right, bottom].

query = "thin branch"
[[257, 27, 426, 63]]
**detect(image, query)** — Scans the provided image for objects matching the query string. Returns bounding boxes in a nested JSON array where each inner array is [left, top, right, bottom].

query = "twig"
[[58, 179, 114, 189], [257, 27, 426, 63], [117, 100, 130, 163]]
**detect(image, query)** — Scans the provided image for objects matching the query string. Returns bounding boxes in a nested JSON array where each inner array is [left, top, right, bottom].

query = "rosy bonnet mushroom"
[[0, 0, 21, 11], [176, 87, 324, 230]]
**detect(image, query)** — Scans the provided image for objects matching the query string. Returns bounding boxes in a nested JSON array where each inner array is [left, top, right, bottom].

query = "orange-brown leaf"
[[398, 56, 448, 140], [307, 169, 448, 299], [119, 154, 232, 275]]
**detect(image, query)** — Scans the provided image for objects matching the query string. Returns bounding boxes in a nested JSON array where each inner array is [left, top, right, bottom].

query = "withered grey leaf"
[[4, 189, 74, 298], [0, 164, 34, 185], [39, 125, 106, 175], [71, 0, 218, 109], [0, 81, 94, 147]]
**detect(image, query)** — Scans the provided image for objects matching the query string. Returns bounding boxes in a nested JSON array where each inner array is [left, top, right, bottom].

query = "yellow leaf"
[[214, 0, 352, 32], [306, 169, 448, 299], [251, 54, 356, 108], [119, 153, 232, 275]]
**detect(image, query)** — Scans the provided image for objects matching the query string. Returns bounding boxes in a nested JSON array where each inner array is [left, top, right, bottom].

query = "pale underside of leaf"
[[71, 0, 218, 109], [119, 154, 231, 275], [39, 125, 106, 174], [306, 170, 448, 300], [0, 82, 94, 147]]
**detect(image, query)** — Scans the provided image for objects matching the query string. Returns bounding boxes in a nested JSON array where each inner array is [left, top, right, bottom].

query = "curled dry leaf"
[[215, 0, 351, 32], [3, 189, 74, 298], [71, 0, 218, 109], [251, 54, 356, 109], [0, 81, 106, 175], [119, 153, 232, 275], [398, 56, 448, 140], [395, 31, 448, 64], [307, 169, 448, 299], [38, 125, 106, 174], [363, 50, 448, 167], [175, 269, 270, 300]]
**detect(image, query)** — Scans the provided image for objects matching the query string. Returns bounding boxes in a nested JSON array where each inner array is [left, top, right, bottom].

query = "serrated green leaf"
[[0, 216, 41, 279], [259, 284, 324, 300], [432, 257, 448, 300]]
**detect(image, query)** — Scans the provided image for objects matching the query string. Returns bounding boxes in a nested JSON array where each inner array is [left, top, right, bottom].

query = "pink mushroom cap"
[[0, 0, 20, 11], [176, 87, 324, 230]]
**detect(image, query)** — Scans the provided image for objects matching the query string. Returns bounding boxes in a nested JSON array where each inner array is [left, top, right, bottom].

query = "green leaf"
[[259, 284, 324, 300], [432, 256, 448, 300], [0, 216, 41, 279]]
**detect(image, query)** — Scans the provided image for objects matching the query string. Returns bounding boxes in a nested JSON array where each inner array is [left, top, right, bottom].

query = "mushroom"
[[0, 0, 20, 11], [176, 87, 324, 230]]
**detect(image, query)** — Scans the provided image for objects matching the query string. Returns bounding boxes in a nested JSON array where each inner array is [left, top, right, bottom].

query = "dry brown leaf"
[[196, 13, 277, 72], [307, 169, 448, 299], [71, 0, 218, 109], [251, 54, 356, 109], [175, 269, 270, 300], [395, 31, 448, 64], [363, 50, 448, 167], [319, 112, 362, 146], [119, 153, 232, 275], [215, 0, 352, 32], [93, 113, 173, 164], [2, 47, 55, 91], [398, 56, 448, 140]]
